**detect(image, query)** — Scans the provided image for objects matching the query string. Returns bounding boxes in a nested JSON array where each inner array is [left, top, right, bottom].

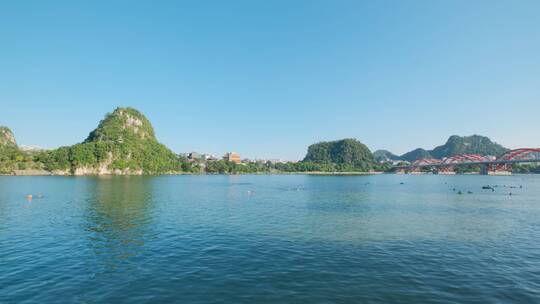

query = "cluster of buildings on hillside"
[[179, 151, 294, 165]]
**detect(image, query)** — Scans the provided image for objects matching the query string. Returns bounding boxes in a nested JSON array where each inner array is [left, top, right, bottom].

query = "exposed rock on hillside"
[[430, 135, 508, 159], [0, 127, 17, 147], [0, 126, 25, 174], [399, 135, 509, 162], [36, 107, 180, 175], [85, 107, 156, 143]]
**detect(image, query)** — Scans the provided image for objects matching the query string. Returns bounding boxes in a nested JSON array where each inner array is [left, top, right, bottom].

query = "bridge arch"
[[496, 148, 540, 162], [440, 154, 490, 165]]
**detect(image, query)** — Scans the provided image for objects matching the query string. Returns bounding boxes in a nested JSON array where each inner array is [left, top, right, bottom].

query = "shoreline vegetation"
[[1, 107, 538, 176], [2, 171, 387, 176], [4, 171, 540, 177]]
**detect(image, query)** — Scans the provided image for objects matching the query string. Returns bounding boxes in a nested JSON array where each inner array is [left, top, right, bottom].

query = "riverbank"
[[3, 170, 386, 176], [4, 170, 536, 176]]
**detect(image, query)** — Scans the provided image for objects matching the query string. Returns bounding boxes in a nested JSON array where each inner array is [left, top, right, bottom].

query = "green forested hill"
[[303, 138, 377, 171], [36, 107, 181, 174], [429, 135, 508, 159], [399, 135, 509, 162]]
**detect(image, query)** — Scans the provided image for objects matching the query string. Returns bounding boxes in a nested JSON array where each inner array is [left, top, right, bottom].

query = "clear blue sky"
[[1, 0, 539, 160]]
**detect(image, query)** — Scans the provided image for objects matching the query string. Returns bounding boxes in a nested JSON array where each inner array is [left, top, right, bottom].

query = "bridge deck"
[[395, 159, 540, 169]]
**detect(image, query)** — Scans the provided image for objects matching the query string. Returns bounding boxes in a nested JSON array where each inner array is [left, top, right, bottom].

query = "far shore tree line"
[[0, 108, 538, 175], [2, 137, 537, 175]]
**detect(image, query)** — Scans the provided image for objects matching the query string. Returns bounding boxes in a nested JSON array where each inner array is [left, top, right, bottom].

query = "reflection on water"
[[84, 177, 154, 269]]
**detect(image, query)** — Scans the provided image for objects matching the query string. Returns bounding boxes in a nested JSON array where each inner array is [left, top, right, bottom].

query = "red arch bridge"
[[394, 148, 540, 175]]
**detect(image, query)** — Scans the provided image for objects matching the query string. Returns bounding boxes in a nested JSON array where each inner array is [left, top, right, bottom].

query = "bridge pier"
[[481, 164, 512, 175], [480, 164, 488, 175]]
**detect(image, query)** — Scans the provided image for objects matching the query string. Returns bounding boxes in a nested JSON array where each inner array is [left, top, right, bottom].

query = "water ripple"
[[1, 175, 540, 303]]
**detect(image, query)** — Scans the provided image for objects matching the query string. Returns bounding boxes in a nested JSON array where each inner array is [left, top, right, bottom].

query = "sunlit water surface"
[[1, 175, 540, 303]]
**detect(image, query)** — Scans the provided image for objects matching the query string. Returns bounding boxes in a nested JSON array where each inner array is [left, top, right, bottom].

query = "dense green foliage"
[[302, 138, 377, 171], [85, 107, 156, 143], [0, 126, 42, 174], [453, 164, 482, 174], [512, 164, 540, 174], [0, 144, 24, 173], [400, 148, 432, 162], [205, 160, 271, 174], [36, 108, 181, 174]]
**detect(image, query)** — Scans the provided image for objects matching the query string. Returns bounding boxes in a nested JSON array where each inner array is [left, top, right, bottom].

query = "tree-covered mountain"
[[399, 135, 509, 162], [303, 138, 377, 171], [400, 148, 432, 163], [36, 107, 181, 175], [429, 135, 508, 159], [373, 149, 401, 162]]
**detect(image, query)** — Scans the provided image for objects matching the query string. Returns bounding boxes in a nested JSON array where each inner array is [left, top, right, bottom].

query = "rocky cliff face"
[[0, 126, 23, 174], [0, 127, 17, 147], [37, 107, 180, 175], [85, 107, 156, 143]]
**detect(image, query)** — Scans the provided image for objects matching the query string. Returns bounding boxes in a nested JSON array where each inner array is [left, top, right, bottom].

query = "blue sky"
[[1, 0, 539, 159]]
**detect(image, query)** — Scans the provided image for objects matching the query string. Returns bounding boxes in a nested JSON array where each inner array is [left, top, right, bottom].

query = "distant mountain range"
[[374, 135, 509, 163]]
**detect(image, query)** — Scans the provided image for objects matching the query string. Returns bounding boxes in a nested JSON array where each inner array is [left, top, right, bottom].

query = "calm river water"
[[1, 174, 539, 303]]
